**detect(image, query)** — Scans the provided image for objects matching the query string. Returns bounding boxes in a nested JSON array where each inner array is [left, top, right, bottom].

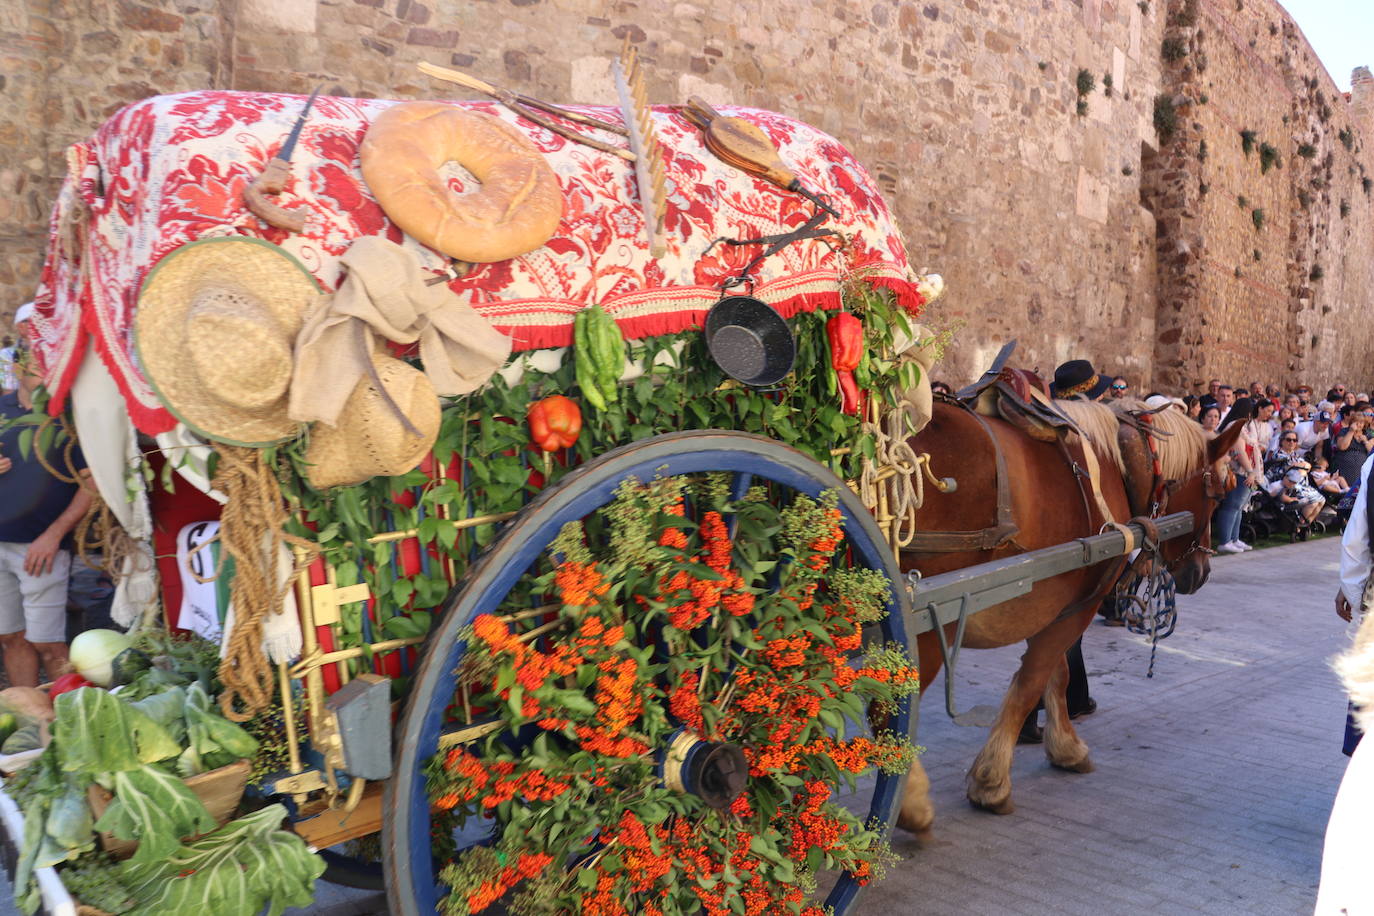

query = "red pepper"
[[528, 395, 583, 452], [49, 673, 94, 697], [827, 312, 865, 415]]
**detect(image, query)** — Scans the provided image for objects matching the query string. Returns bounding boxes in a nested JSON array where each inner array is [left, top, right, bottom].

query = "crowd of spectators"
[[1148, 377, 1367, 553]]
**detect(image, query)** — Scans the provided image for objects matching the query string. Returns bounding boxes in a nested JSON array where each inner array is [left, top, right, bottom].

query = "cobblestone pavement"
[[865, 536, 1349, 916], [0, 539, 1353, 915]]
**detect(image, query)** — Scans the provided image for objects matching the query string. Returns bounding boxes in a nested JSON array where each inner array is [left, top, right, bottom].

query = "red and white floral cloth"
[[33, 90, 921, 434]]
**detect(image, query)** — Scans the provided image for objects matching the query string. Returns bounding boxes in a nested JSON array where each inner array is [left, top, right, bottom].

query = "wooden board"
[[289, 781, 385, 849], [88, 759, 251, 859]]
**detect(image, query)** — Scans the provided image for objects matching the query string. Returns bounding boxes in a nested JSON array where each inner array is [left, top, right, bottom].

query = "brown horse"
[[895, 398, 1243, 833]]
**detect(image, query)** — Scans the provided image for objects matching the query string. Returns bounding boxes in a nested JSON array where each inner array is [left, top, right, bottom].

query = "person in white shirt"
[[1, 303, 34, 396], [1319, 452, 1374, 914], [1297, 410, 1334, 451], [0, 336, 15, 395]]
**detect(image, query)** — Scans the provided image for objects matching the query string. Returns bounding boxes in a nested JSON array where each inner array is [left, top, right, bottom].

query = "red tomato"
[[49, 673, 94, 697]]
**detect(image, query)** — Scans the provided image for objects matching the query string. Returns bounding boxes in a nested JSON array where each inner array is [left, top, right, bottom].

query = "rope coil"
[[209, 446, 319, 721]]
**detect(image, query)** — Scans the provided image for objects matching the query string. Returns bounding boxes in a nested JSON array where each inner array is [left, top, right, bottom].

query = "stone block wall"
[[1148, 0, 1374, 392], [2, 0, 1371, 393]]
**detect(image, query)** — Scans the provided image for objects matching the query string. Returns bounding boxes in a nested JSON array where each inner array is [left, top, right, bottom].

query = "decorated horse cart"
[[0, 60, 1202, 916]]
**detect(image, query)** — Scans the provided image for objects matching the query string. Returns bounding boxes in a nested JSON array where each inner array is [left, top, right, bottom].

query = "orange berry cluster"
[[465, 851, 554, 913], [573, 655, 649, 758], [555, 559, 610, 607], [668, 670, 705, 734], [434, 749, 572, 813]]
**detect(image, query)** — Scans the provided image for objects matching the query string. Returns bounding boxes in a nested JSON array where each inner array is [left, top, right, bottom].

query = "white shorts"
[[0, 542, 71, 644]]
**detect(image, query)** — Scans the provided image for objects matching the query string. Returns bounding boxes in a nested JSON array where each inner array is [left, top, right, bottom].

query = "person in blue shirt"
[[0, 352, 92, 686]]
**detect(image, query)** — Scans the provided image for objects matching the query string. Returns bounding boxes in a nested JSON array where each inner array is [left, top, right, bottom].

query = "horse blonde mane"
[[1051, 399, 1124, 471], [1336, 606, 1374, 734], [1051, 399, 1209, 481], [1113, 400, 1209, 480]]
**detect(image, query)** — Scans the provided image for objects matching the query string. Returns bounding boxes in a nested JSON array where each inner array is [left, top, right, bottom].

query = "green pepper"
[[573, 304, 624, 412]]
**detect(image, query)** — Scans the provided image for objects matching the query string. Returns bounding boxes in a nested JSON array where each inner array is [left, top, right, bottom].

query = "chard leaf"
[[93, 765, 216, 866], [52, 688, 181, 773], [115, 805, 323, 916]]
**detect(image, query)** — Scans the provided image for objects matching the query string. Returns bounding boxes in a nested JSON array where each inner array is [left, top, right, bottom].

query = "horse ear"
[[1207, 422, 1246, 464]]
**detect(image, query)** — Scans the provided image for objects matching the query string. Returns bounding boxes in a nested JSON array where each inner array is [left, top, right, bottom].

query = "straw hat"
[[304, 354, 440, 489], [134, 237, 319, 446]]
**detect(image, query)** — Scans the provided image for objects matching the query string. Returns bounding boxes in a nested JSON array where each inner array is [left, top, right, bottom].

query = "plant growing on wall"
[[1103, 73, 1114, 97], [1341, 199, 1351, 218], [1198, 139, 1208, 161], [1169, 0, 1199, 26], [1339, 128, 1355, 151], [1297, 143, 1317, 159], [1252, 208, 1266, 230], [1076, 68, 1094, 116], [1240, 129, 1257, 155], [1259, 143, 1281, 173], [1237, 195, 1249, 209], [1153, 94, 1178, 143], [1161, 37, 1188, 62], [1310, 265, 1325, 280], [1363, 177, 1372, 195]]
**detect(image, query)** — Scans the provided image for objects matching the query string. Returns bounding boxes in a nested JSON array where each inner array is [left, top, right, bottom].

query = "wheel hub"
[[661, 730, 748, 809]]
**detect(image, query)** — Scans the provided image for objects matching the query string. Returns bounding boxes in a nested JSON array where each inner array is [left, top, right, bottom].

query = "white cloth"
[[1316, 734, 1374, 915], [154, 425, 226, 504], [218, 539, 302, 666], [1339, 453, 1374, 607], [69, 347, 158, 629]]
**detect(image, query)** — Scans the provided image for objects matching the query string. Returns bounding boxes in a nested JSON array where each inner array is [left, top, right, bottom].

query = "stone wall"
[[1148, 0, 1374, 392], [2, 0, 1370, 393]]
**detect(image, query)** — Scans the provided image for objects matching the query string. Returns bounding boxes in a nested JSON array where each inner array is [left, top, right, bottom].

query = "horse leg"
[[1040, 638, 1095, 773], [895, 630, 944, 838], [965, 610, 1092, 813]]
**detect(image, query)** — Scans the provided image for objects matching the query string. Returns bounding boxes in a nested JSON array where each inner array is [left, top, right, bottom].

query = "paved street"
[[867, 536, 1349, 916], [0, 538, 1353, 915]]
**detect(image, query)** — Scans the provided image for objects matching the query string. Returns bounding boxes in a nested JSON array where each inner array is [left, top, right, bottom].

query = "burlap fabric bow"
[[289, 237, 511, 425]]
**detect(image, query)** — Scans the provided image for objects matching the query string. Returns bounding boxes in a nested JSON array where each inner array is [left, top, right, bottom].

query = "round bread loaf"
[[360, 101, 563, 263]]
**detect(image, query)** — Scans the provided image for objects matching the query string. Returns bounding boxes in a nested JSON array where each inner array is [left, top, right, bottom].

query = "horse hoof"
[[967, 791, 1015, 815], [895, 810, 935, 839], [1051, 754, 1095, 774]]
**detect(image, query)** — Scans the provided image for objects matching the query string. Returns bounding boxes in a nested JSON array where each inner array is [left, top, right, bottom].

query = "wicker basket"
[[86, 759, 251, 860]]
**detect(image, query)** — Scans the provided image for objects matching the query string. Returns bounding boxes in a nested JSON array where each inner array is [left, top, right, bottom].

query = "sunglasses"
[[1111, 384, 1127, 390], [1281, 437, 1298, 442]]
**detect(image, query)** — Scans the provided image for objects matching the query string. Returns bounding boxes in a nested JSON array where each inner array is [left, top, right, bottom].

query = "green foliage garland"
[[273, 283, 923, 683]]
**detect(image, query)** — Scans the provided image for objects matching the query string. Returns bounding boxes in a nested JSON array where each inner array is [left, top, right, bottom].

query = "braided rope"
[[210, 446, 318, 721]]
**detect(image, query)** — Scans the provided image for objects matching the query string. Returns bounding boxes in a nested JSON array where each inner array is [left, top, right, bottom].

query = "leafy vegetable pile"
[[4, 637, 323, 915]]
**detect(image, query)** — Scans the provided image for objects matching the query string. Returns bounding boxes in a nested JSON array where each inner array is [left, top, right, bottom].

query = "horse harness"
[[908, 361, 1117, 555]]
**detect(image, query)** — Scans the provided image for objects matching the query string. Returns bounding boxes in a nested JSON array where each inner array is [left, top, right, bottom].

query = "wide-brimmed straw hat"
[[135, 237, 319, 446], [304, 354, 440, 489]]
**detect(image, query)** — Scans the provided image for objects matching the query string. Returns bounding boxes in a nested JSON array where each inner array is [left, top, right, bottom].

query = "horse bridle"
[[1147, 457, 1226, 571]]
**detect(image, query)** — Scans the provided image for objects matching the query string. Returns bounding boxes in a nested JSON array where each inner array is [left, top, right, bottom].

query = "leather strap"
[[1056, 426, 1118, 532], [905, 405, 1019, 553]]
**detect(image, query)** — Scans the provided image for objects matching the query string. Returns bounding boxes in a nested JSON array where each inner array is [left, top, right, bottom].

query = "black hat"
[[1051, 359, 1112, 400]]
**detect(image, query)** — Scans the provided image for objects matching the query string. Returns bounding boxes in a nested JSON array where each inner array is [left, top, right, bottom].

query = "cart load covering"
[[30, 90, 923, 434]]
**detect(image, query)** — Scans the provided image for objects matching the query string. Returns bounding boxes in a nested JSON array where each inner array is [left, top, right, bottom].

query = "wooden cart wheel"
[[383, 431, 918, 915]]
